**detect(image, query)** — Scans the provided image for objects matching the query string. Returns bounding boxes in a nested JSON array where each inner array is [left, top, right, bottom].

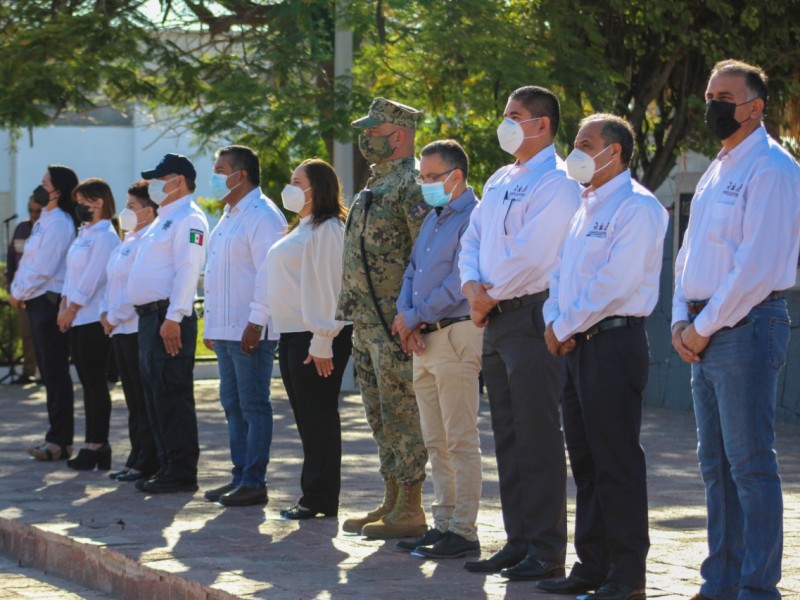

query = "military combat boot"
[[342, 478, 398, 534], [360, 481, 427, 539]]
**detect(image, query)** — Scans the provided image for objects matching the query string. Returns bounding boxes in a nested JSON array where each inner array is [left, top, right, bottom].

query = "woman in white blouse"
[[57, 178, 121, 471], [267, 158, 353, 520], [10, 165, 78, 462], [100, 181, 160, 482]]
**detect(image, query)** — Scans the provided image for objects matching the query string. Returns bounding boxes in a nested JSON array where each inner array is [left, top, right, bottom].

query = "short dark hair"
[[509, 86, 561, 137], [73, 178, 116, 220], [288, 158, 347, 232], [48, 164, 79, 225], [711, 59, 768, 111], [579, 113, 636, 167], [128, 180, 159, 214], [216, 145, 261, 186], [420, 139, 469, 180]]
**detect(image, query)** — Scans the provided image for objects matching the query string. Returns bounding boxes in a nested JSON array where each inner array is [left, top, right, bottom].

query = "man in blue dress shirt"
[[393, 140, 483, 559]]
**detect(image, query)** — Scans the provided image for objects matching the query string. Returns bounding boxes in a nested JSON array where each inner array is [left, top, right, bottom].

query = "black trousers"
[[279, 325, 353, 513], [138, 306, 199, 480], [482, 299, 567, 562], [26, 293, 74, 446], [69, 321, 112, 444], [113, 332, 159, 474], [563, 322, 650, 589]]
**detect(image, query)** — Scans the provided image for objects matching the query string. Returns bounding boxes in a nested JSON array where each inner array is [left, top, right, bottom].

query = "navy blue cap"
[[141, 153, 196, 181]]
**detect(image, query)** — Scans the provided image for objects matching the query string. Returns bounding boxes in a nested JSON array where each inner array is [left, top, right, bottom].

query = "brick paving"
[[0, 553, 114, 599], [0, 377, 798, 599]]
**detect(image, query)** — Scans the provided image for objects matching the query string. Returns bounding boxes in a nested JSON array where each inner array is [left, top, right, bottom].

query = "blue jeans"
[[691, 300, 788, 600], [214, 339, 277, 488]]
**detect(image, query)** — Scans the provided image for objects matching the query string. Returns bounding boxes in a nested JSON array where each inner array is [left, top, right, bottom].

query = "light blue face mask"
[[210, 171, 242, 201], [420, 170, 455, 207]]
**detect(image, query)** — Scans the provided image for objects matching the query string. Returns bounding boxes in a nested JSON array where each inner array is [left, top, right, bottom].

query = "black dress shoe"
[[414, 531, 480, 559], [279, 505, 336, 520], [463, 546, 526, 573], [219, 485, 268, 507], [501, 555, 565, 581], [587, 582, 646, 600], [204, 482, 237, 502], [537, 574, 600, 594], [142, 475, 198, 494], [109, 469, 130, 480], [116, 470, 145, 482], [66, 445, 112, 471], [396, 528, 446, 552]]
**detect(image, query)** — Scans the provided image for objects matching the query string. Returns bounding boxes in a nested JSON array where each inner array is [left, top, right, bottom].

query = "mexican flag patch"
[[189, 229, 204, 246]]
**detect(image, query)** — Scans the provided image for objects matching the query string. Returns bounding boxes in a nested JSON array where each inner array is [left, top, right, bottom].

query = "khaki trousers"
[[412, 320, 483, 540]]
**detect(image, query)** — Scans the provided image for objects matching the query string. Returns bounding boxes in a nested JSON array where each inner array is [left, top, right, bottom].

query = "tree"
[[1, 0, 799, 196]]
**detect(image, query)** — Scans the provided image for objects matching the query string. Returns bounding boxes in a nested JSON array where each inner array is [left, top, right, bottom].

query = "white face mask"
[[118, 207, 139, 231], [281, 184, 311, 213], [496, 117, 542, 155], [565, 146, 614, 184], [148, 177, 176, 205]]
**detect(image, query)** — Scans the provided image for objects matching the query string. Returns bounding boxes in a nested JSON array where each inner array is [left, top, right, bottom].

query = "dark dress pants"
[[26, 293, 74, 446], [113, 332, 159, 474], [482, 299, 567, 562], [562, 322, 650, 589], [279, 325, 353, 514], [138, 306, 199, 481], [69, 321, 112, 444]]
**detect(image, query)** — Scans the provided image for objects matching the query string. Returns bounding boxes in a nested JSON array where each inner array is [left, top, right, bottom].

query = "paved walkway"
[[0, 553, 113, 599], [0, 378, 798, 599]]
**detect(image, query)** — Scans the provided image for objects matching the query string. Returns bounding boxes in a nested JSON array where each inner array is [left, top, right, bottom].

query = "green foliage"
[[1, 0, 799, 195]]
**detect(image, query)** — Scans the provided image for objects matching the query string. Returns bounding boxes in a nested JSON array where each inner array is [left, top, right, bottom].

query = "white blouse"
[[62, 220, 120, 326], [100, 228, 147, 336], [266, 216, 350, 358]]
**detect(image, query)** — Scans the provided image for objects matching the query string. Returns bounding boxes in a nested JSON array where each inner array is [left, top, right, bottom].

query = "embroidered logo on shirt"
[[586, 221, 609, 238], [189, 229, 204, 246], [504, 184, 528, 203], [722, 181, 743, 198], [409, 202, 428, 220], [162, 219, 173, 230]]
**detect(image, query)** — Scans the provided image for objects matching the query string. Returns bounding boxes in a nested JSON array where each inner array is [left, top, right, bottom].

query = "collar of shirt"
[[370, 156, 415, 178], [224, 187, 263, 217], [81, 218, 113, 233], [438, 187, 477, 220], [581, 170, 631, 213], [157, 194, 192, 219], [716, 124, 768, 163], [515, 143, 557, 173]]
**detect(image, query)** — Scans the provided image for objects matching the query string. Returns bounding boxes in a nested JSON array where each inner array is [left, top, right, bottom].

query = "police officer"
[[459, 86, 580, 579], [540, 114, 668, 600], [338, 98, 430, 539], [128, 153, 209, 494]]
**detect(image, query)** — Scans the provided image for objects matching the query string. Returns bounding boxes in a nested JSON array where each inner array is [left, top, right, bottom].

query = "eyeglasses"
[[415, 168, 455, 185]]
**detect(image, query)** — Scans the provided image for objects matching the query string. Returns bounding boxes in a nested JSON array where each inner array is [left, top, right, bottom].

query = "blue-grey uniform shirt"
[[397, 187, 478, 329]]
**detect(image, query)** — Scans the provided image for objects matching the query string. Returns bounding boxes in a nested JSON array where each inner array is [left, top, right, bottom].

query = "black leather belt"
[[490, 290, 549, 316], [577, 315, 644, 341], [134, 299, 170, 316], [421, 315, 471, 333], [687, 291, 784, 317]]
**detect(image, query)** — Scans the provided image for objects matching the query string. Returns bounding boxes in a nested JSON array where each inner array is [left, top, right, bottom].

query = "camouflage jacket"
[[337, 156, 429, 325]]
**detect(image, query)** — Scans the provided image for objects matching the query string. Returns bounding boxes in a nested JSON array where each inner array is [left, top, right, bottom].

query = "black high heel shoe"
[[67, 444, 112, 471]]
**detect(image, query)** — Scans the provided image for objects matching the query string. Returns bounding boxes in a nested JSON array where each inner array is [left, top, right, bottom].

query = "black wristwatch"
[[251, 323, 263, 332]]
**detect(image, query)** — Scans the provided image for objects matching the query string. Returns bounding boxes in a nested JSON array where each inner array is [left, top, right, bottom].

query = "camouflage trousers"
[[352, 323, 427, 485]]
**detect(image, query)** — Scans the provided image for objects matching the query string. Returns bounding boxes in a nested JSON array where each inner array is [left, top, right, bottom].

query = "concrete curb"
[[0, 517, 238, 600]]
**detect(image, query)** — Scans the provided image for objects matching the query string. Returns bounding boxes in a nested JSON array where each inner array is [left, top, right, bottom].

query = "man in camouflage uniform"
[[337, 98, 430, 539]]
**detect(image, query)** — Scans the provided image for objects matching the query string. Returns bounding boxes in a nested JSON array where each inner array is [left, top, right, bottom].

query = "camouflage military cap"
[[351, 97, 422, 129]]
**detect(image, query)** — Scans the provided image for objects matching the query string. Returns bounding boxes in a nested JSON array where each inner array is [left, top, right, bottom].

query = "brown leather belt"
[[687, 291, 784, 317]]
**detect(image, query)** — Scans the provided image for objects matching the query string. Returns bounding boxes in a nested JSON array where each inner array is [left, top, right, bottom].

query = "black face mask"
[[704, 98, 755, 141], [74, 203, 94, 223], [32, 185, 50, 207]]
